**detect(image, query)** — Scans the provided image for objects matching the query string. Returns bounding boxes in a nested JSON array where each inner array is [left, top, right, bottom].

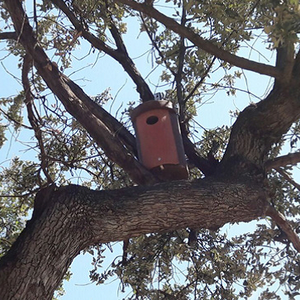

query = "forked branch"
[[50, 0, 154, 101], [265, 152, 300, 171], [4, 0, 157, 185], [116, 0, 282, 79], [266, 205, 300, 252]]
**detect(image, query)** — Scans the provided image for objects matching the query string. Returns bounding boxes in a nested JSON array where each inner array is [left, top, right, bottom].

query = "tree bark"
[[115, 0, 281, 78], [3, 1, 300, 300], [3, 0, 158, 186], [0, 179, 268, 300], [50, 0, 154, 102], [220, 82, 300, 174]]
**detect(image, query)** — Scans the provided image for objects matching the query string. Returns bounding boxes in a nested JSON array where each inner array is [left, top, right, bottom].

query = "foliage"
[[0, 158, 38, 255], [1, 0, 300, 299]]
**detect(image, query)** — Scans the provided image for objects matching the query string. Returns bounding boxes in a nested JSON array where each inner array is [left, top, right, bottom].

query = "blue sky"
[[0, 5, 297, 300], [56, 22, 276, 300]]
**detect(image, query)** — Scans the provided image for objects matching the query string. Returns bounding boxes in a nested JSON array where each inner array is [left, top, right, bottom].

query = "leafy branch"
[[22, 54, 54, 184], [116, 0, 282, 79], [5, 0, 157, 185], [50, 0, 154, 102], [266, 205, 300, 252]]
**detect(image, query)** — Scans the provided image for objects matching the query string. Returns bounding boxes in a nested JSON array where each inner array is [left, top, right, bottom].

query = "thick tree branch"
[[265, 152, 300, 171], [275, 42, 295, 84], [115, 0, 282, 79], [0, 180, 268, 299], [4, 0, 157, 185], [220, 84, 300, 174]]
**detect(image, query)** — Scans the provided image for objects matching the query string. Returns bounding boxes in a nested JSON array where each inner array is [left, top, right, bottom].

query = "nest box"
[[130, 100, 188, 181]]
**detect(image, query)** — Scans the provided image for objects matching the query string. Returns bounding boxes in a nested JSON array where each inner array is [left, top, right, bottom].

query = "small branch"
[[116, 0, 282, 79], [0, 32, 17, 40], [183, 56, 217, 104], [22, 54, 54, 184], [140, 14, 176, 77], [50, 0, 154, 101], [274, 167, 300, 191], [266, 205, 300, 253], [265, 152, 300, 171], [176, 5, 187, 123], [0, 107, 32, 129], [0, 180, 268, 299]]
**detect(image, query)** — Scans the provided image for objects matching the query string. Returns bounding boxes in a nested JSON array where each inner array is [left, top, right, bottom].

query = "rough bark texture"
[[221, 83, 300, 171], [116, 0, 281, 78], [0, 180, 268, 300], [2, 0, 300, 299], [3, 0, 157, 186]]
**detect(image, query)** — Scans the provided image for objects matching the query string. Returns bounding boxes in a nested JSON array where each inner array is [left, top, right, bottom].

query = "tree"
[[1, 0, 300, 299]]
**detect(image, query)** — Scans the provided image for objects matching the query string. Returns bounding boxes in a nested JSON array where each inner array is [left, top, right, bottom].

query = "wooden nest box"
[[130, 100, 188, 181]]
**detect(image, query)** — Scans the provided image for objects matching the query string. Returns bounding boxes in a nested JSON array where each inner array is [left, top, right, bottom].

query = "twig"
[[0, 107, 32, 129], [22, 54, 54, 184], [116, 0, 282, 79]]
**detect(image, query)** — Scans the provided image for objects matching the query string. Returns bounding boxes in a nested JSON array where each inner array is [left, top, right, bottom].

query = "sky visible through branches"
[[1, 4, 299, 299]]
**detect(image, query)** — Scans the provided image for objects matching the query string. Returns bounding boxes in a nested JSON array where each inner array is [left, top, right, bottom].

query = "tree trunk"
[[3, 1, 300, 299], [0, 179, 268, 300]]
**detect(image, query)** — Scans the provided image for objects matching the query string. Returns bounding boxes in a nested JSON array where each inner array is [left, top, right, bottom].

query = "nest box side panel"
[[134, 108, 179, 169]]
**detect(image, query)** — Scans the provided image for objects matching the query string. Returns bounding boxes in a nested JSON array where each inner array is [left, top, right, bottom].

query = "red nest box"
[[130, 100, 188, 181]]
